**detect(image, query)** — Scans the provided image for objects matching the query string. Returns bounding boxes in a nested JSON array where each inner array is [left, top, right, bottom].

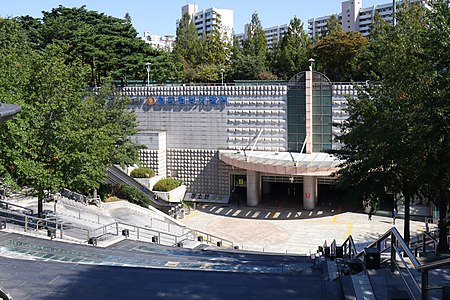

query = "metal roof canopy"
[[219, 150, 344, 177]]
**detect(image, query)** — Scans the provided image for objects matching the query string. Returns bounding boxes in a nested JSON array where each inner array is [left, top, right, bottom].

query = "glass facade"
[[287, 71, 332, 152]]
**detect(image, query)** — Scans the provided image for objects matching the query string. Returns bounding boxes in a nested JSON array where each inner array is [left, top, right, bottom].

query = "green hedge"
[[130, 167, 155, 178], [114, 184, 150, 208], [153, 178, 182, 192]]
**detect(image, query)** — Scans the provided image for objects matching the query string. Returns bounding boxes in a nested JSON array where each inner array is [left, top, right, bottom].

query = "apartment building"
[[141, 32, 175, 52], [178, 4, 234, 40], [236, 24, 288, 49], [308, 0, 428, 38]]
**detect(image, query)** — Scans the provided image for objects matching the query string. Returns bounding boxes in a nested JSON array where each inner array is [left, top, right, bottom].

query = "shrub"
[[130, 167, 155, 178], [153, 178, 182, 192], [114, 184, 150, 208]]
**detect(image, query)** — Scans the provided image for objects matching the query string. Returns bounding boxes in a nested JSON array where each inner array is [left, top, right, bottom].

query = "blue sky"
[[1, 0, 383, 36]]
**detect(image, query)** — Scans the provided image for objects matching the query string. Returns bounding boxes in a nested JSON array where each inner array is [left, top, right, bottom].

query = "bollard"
[[0, 219, 6, 229], [47, 228, 56, 239], [88, 237, 98, 246]]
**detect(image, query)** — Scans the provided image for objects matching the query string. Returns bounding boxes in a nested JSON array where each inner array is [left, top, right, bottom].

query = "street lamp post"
[[220, 68, 224, 85], [146, 62, 152, 85], [308, 58, 315, 71]]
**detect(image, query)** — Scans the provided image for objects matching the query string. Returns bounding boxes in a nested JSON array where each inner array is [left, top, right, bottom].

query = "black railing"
[[325, 226, 450, 300]]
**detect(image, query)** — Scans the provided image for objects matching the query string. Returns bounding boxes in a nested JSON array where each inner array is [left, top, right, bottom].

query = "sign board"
[[146, 95, 228, 106]]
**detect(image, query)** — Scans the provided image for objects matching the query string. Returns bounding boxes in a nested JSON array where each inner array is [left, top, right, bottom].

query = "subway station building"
[[121, 70, 359, 210]]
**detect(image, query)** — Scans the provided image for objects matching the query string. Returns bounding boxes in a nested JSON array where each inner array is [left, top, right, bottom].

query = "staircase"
[[319, 227, 450, 300]]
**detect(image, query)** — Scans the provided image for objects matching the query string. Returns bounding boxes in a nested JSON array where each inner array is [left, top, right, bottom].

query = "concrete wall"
[[124, 85, 288, 151], [123, 83, 357, 199]]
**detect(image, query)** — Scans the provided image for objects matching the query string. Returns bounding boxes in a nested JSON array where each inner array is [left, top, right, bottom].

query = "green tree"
[[147, 51, 184, 83], [419, 0, 450, 252], [335, 2, 450, 247], [357, 11, 393, 80], [321, 15, 342, 37], [193, 13, 231, 82], [243, 12, 267, 60], [272, 17, 311, 79], [313, 31, 368, 81], [173, 12, 200, 81], [0, 20, 140, 217], [231, 12, 275, 80], [16, 6, 156, 86]]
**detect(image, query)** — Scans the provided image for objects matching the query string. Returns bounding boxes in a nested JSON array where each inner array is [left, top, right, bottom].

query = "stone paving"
[[181, 203, 429, 255]]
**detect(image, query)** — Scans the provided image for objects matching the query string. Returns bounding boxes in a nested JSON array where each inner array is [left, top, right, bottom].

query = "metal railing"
[[0, 200, 33, 214], [341, 235, 358, 259], [117, 221, 194, 246], [0, 208, 90, 242], [0, 197, 240, 253], [192, 229, 235, 249], [336, 227, 450, 300]]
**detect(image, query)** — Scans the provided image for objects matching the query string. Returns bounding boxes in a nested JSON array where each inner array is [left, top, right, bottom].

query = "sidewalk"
[[181, 203, 428, 255]]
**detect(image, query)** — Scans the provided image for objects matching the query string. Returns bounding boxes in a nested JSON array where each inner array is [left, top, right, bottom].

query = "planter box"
[[135, 175, 164, 191], [153, 185, 187, 203]]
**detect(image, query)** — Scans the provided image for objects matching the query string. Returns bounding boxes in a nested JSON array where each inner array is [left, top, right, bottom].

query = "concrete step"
[[351, 274, 376, 300]]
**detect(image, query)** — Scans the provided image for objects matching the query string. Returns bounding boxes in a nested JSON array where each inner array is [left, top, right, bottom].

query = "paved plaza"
[[181, 203, 427, 255]]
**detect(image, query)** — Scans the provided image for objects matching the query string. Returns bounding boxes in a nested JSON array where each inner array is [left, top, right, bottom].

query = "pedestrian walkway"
[[193, 203, 339, 220], [181, 203, 428, 255]]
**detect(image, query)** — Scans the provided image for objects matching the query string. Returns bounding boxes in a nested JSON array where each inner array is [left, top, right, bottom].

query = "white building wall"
[[141, 32, 175, 51], [236, 24, 288, 49], [122, 83, 359, 198], [341, 0, 362, 32], [331, 83, 360, 150], [122, 85, 287, 198], [308, 0, 428, 38], [180, 5, 234, 40]]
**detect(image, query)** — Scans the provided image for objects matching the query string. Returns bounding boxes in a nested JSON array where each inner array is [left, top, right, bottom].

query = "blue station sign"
[[147, 96, 228, 106]]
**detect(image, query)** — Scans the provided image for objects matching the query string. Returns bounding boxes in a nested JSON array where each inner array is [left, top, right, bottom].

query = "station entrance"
[[261, 176, 304, 208], [316, 178, 345, 208], [230, 174, 247, 206], [230, 174, 344, 210]]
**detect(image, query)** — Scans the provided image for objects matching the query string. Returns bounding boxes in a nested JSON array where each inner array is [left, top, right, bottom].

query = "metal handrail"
[[342, 226, 450, 300], [192, 229, 235, 248], [330, 239, 337, 258], [341, 235, 358, 259], [0, 200, 33, 214]]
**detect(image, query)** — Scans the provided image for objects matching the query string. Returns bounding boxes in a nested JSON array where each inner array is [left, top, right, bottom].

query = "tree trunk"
[[91, 57, 97, 87], [438, 186, 448, 253], [403, 188, 411, 245], [37, 192, 43, 219]]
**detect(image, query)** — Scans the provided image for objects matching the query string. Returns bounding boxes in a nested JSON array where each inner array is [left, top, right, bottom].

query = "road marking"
[[209, 206, 217, 212], [286, 212, 292, 218], [273, 212, 280, 219], [245, 211, 252, 217], [215, 208, 224, 214], [296, 212, 302, 217], [317, 211, 323, 215], [252, 211, 260, 218], [225, 209, 233, 215], [265, 212, 271, 218], [232, 210, 241, 217]]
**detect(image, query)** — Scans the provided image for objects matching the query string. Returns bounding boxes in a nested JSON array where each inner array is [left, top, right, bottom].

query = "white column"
[[246, 170, 261, 207], [303, 176, 317, 210], [305, 70, 313, 154]]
